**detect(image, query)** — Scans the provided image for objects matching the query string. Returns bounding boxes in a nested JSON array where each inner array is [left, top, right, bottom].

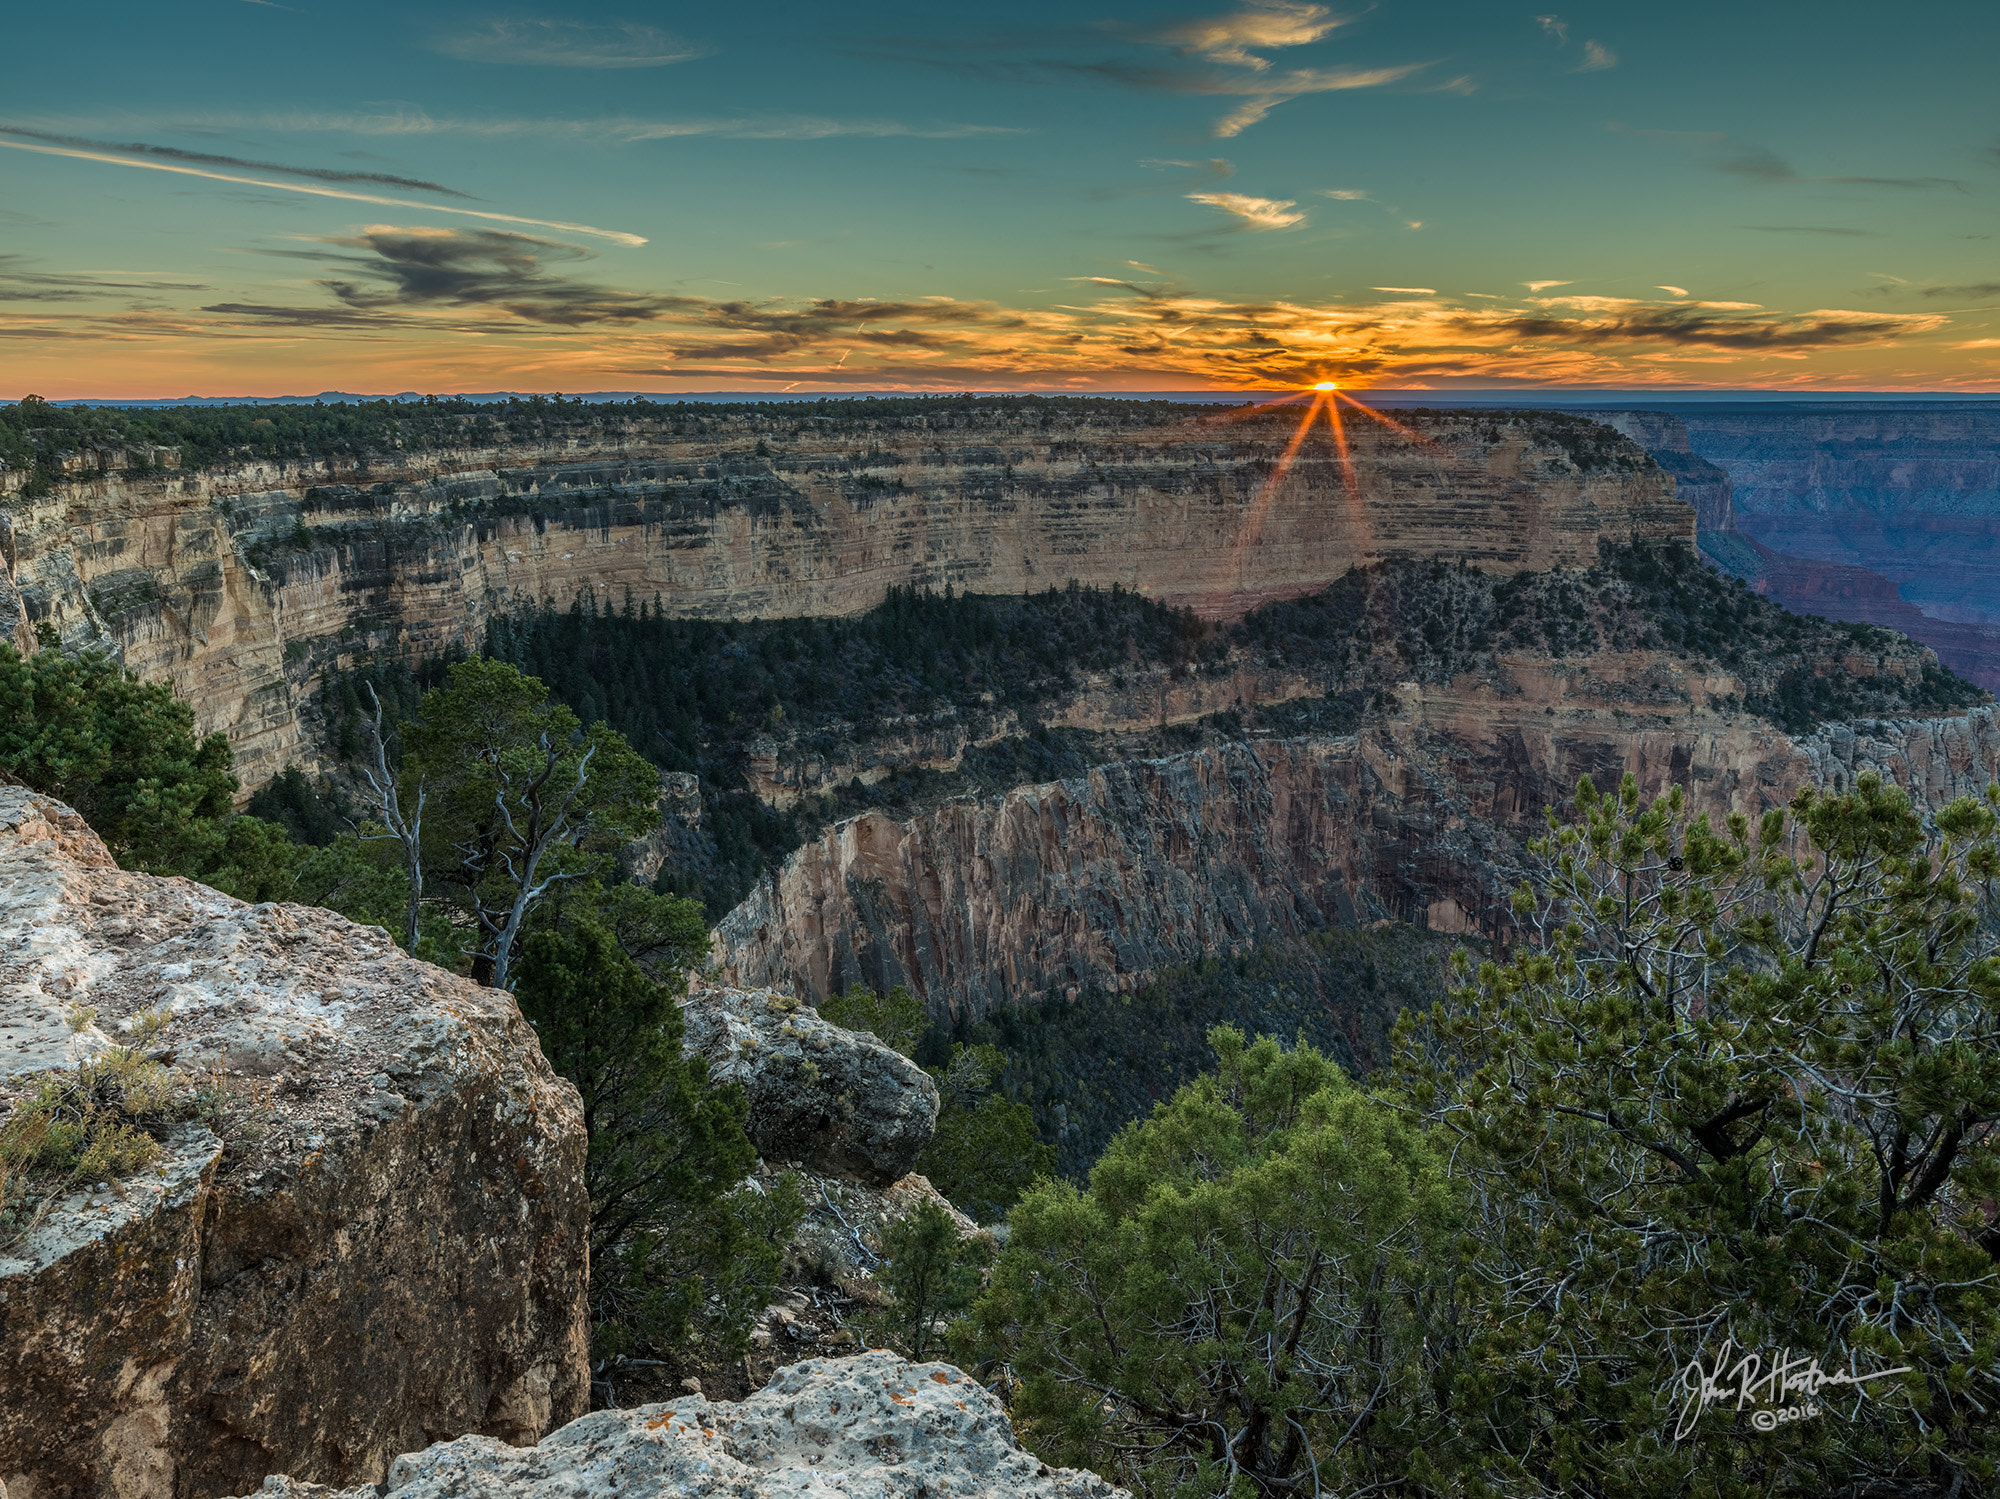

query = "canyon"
[[1622, 403, 2000, 691], [0, 403, 1687, 791], [717, 631, 2000, 1020]]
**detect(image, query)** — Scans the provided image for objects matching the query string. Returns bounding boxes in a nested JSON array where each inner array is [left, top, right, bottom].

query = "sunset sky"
[[3, 0, 1996, 397]]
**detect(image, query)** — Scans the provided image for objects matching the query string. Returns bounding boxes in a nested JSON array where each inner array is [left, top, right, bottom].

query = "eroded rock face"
[[0, 787, 590, 1499], [3, 407, 1688, 790], [681, 986, 938, 1185], [718, 675, 2000, 1021], [238, 1352, 1125, 1499]]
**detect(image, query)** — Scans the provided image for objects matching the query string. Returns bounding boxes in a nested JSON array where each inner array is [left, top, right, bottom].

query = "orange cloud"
[[0, 247, 1969, 399]]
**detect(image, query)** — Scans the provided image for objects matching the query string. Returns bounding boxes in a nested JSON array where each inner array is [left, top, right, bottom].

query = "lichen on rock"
[[240, 1351, 1126, 1499]]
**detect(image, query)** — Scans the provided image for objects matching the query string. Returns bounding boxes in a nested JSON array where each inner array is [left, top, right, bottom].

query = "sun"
[[1312, 381, 1338, 391]]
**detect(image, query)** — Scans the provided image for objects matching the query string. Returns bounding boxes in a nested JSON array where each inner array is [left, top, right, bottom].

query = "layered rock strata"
[[238, 1351, 1124, 1499], [1591, 411, 1736, 534], [1, 407, 1689, 789], [718, 675, 2000, 1021], [682, 985, 939, 1185], [0, 788, 589, 1498], [1673, 404, 2000, 688]]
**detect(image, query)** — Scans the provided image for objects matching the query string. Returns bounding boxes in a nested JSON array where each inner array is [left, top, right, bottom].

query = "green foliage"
[[510, 922, 797, 1368], [1395, 770, 2000, 1496], [244, 766, 347, 846], [0, 1049, 196, 1247], [1241, 540, 1984, 729], [971, 1028, 1459, 1499], [819, 982, 929, 1057], [0, 392, 1234, 485], [0, 633, 236, 873], [481, 583, 1216, 917], [290, 833, 460, 966], [914, 1045, 1055, 1225], [945, 925, 1453, 1180], [867, 1200, 994, 1362], [190, 814, 305, 903], [400, 658, 662, 985]]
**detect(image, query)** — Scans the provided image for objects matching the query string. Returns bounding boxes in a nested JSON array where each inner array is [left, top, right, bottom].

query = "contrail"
[[0, 138, 647, 246]]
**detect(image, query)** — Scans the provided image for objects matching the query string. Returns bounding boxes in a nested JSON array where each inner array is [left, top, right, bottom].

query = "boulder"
[[0, 787, 590, 1498], [238, 1351, 1126, 1499], [681, 985, 938, 1185]]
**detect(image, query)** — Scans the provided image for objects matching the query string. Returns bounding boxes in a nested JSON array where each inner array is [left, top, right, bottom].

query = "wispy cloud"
[[172, 107, 1022, 143], [1535, 14, 1569, 44], [1320, 187, 1422, 229], [1921, 283, 2000, 300], [864, 9, 1423, 138], [1186, 191, 1306, 230], [431, 19, 708, 69], [1742, 224, 1874, 236], [1148, 2, 1350, 69], [1373, 286, 1435, 295], [0, 255, 208, 303], [0, 124, 467, 196], [1657, 285, 1689, 297], [1484, 304, 1938, 351], [1626, 128, 1965, 190], [1572, 40, 1617, 72], [0, 138, 646, 245], [1523, 279, 1573, 292], [1206, 65, 1430, 137]]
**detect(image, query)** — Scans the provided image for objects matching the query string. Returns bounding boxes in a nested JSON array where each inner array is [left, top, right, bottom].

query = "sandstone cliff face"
[[717, 668, 2000, 1021], [1, 409, 1689, 790], [1590, 411, 1736, 533], [0, 788, 590, 1498], [238, 1352, 1125, 1499]]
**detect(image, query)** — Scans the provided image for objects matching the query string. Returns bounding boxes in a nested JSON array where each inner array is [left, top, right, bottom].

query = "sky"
[[2, 0, 1996, 398]]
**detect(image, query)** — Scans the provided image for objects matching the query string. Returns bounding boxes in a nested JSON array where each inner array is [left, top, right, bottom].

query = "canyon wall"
[[1589, 411, 1737, 533], [1672, 404, 2000, 688], [718, 666, 2000, 1022], [0, 408, 1690, 790]]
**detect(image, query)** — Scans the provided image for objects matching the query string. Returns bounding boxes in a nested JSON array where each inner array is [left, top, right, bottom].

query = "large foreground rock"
[[0, 788, 590, 1498], [240, 1352, 1124, 1499], [682, 984, 938, 1185]]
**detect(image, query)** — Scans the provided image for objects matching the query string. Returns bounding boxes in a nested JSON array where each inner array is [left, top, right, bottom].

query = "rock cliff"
[[237, 1352, 1124, 1499], [0, 404, 1689, 789], [717, 675, 2000, 1020], [681, 984, 939, 1185], [0, 787, 590, 1498], [1589, 411, 1736, 534], [1671, 404, 2000, 689]]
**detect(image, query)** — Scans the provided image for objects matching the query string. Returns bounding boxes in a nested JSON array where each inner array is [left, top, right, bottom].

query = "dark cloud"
[[1741, 224, 1874, 236], [199, 303, 395, 327], [0, 125, 471, 197], [308, 228, 695, 326], [1920, 283, 2000, 300], [1477, 306, 1926, 351], [0, 254, 208, 302], [685, 297, 1020, 359]]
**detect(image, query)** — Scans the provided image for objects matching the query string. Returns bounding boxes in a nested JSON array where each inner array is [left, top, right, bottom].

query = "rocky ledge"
[[682, 984, 938, 1185], [239, 1352, 1124, 1499], [0, 787, 590, 1498]]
